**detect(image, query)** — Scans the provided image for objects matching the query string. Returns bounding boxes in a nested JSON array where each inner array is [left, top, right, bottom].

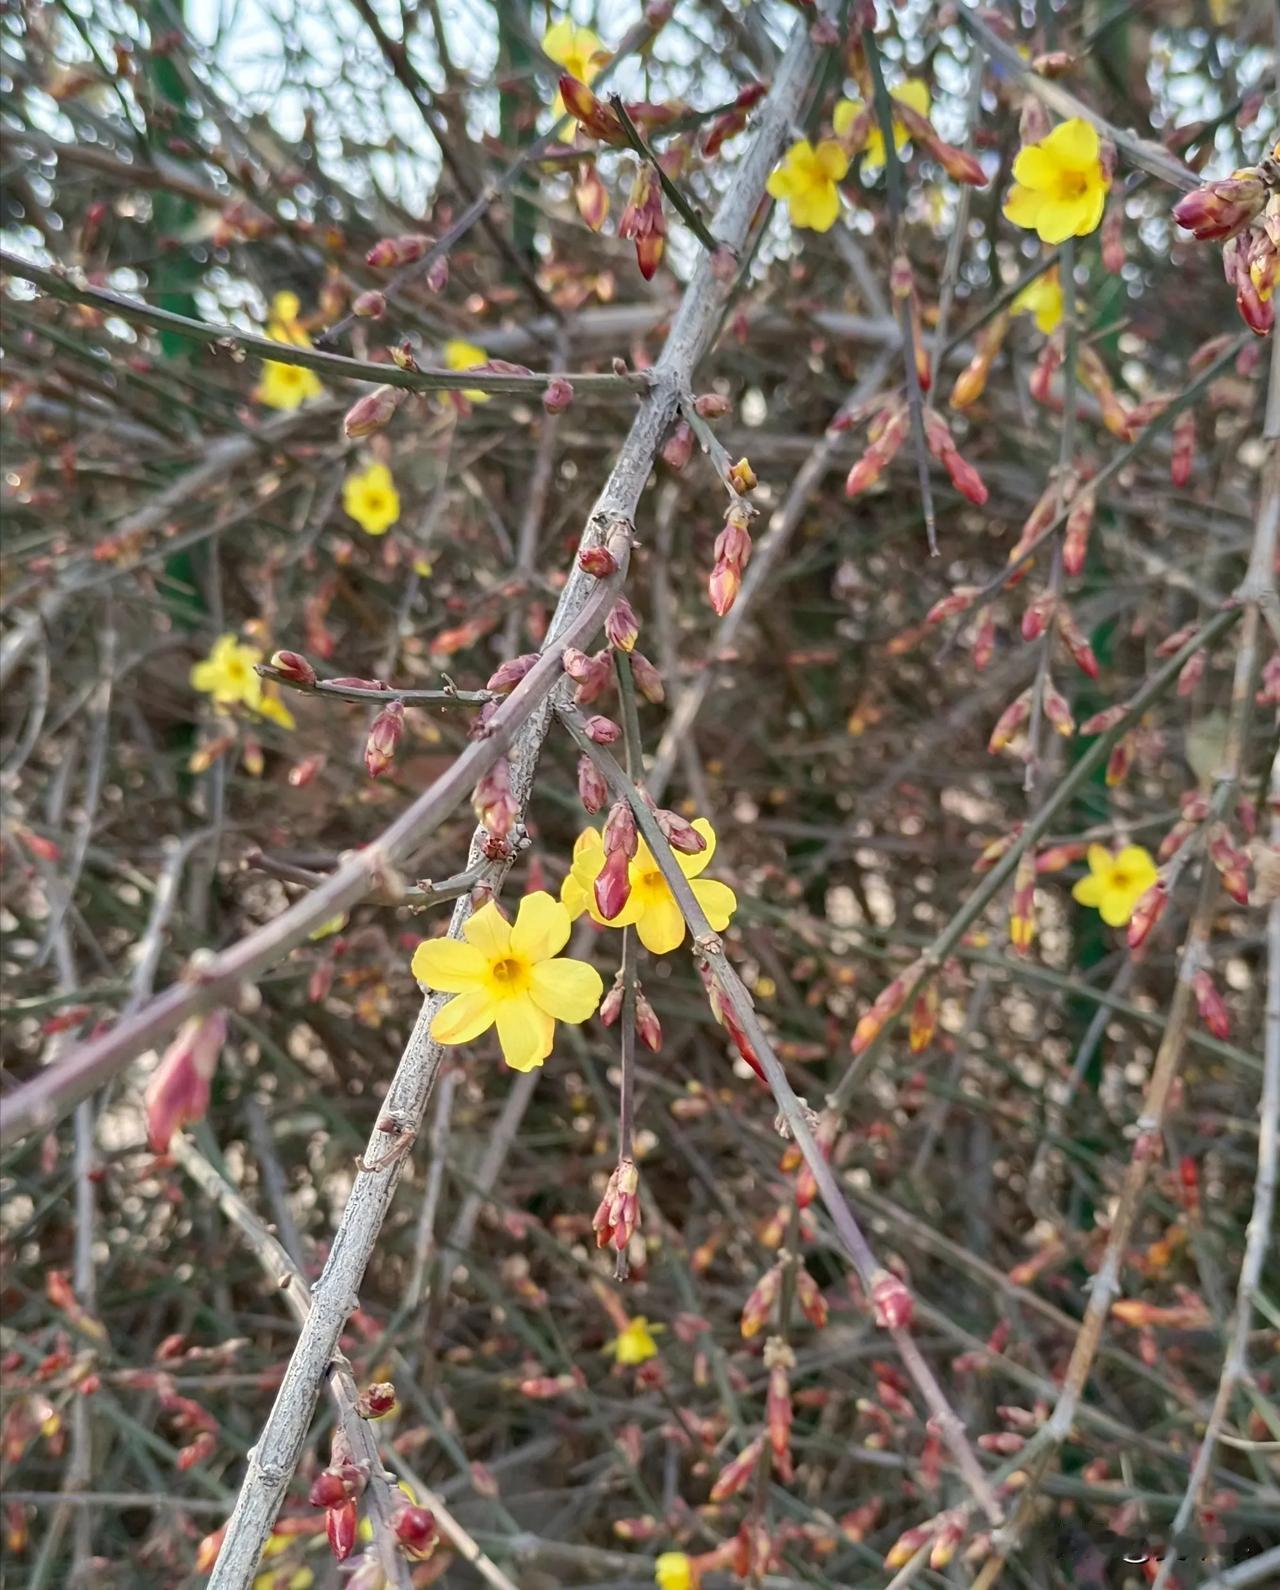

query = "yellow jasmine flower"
[[766, 139, 849, 233], [252, 1569, 312, 1590], [412, 892, 604, 1072], [342, 461, 400, 535], [561, 818, 736, 956], [1012, 268, 1064, 334], [542, 18, 607, 115], [1004, 117, 1109, 244], [609, 1315, 661, 1365], [443, 338, 491, 404], [835, 79, 931, 169], [655, 1551, 697, 1590], [256, 292, 323, 409], [191, 634, 296, 729], [1072, 844, 1158, 927]]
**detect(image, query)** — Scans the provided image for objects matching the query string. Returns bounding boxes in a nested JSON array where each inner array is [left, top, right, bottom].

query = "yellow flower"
[[1072, 844, 1158, 928], [1012, 268, 1064, 334], [561, 818, 736, 956], [252, 1570, 312, 1590], [412, 892, 603, 1072], [343, 461, 400, 535], [542, 19, 607, 114], [609, 1316, 661, 1365], [766, 139, 849, 232], [443, 338, 490, 403], [835, 79, 931, 169], [256, 292, 324, 409], [1003, 117, 1109, 244], [191, 634, 296, 729], [655, 1551, 696, 1590]]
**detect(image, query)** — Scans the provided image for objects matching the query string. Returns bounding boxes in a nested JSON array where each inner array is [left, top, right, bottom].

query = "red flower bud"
[[694, 392, 732, 419], [594, 847, 632, 921], [593, 1158, 641, 1252], [629, 651, 664, 704], [656, 808, 706, 855], [485, 653, 538, 694], [309, 1470, 352, 1509], [618, 163, 666, 280], [603, 799, 638, 858], [472, 756, 518, 838], [393, 1503, 436, 1559], [364, 699, 405, 778], [870, 1269, 914, 1330], [606, 597, 640, 652], [326, 1498, 358, 1561], [145, 1011, 227, 1153], [1191, 968, 1230, 1039], [559, 76, 626, 144], [577, 754, 608, 814], [584, 714, 622, 744], [352, 290, 386, 319], [269, 649, 316, 687], [635, 989, 663, 1051], [366, 233, 432, 267], [343, 384, 404, 438], [1173, 171, 1266, 242], [1127, 880, 1168, 949], [543, 377, 574, 413], [578, 544, 619, 577], [661, 420, 695, 472]]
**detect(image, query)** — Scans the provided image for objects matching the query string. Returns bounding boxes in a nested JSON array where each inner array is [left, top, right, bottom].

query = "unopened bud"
[[352, 290, 386, 319], [364, 699, 405, 778], [577, 754, 608, 814], [709, 1435, 764, 1503], [594, 846, 632, 921], [728, 456, 757, 494], [1192, 968, 1231, 1039], [578, 544, 618, 577], [270, 649, 316, 687], [635, 989, 662, 1051], [629, 650, 664, 703], [366, 233, 432, 268], [543, 377, 574, 413], [472, 756, 518, 838], [327, 1498, 358, 1561], [393, 1503, 436, 1559], [741, 1263, 782, 1338], [584, 714, 622, 744], [661, 420, 694, 471], [343, 384, 404, 438], [486, 653, 538, 694], [1127, 880, 1168, 949], [869, 1269, 914, 1330], [593, 1158, 641, 1251], [606, 597, 640, 652]]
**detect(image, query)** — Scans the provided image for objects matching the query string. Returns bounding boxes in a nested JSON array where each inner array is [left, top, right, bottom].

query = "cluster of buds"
[[844, 398, 908, 497], [595, 800, 637, 920], [343, 384, 405, 439], [709, 501, 753, 617], [366, 233, 432, 267], [592, 1158, 641, 1252], [472, 755, 518, 839], [562, 646, 613, 704], [144, 1011, 227, 1153], [950, 312, 1009, 409], [891, 255, 931, 392], [1174, 144, 1280, 334], [703, 81, 767, 158], [599, 971, 664, 1048], [618, 163, 666, 280], [851, 959, 924, 1055], [363, 698, 405, 778], [310, 1435, 367, 1562], [922, 408, 988, 504]]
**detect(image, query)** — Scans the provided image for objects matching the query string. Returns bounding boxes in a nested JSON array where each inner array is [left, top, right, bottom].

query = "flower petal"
[[636, 895, 687, 955], [1072, 876, 1104, 907], [412, 937, 488, 992], [1116, 847, 1158, 886], [1011, 145, 1057, 192], [1099, 890, 1132, 928], [1036, 199, 1086, 245], [691, 877, 737, 930], [1086, 844, 1113, 879], [894, 79, 931, 118], [833, 98, 863, 138], [1002, 184, 1044, 231], [463, 901, 512, 958], [430, 987, 497, 1045], [1048, 117, 1100, 167], [511, 891, 571, 961], [814, 139, 850, 181], [561, 872, 589, 920], [676, 818, 717, 877], [495, 997, 555, 1071], [529, 957, 604, 1022]]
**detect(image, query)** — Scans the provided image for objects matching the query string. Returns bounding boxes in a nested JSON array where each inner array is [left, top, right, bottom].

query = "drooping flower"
[[1012, 268, 1064, 335], [542, 19, 607, 116], [1004, 118, 1109, 243], [766, 139, 849, 232], [255, 292, 324, 410], [342, 461, 400, 535], [561, 818, 736, 955], [655, 1551, 697, 1590], [835, 79, 931, 169], [191, 634, 296, 728], [412, 893, 603, 1072], [1072, 844, 1159, 927], [609, 1316, 661, 1365], [443, 338, 490, 404]]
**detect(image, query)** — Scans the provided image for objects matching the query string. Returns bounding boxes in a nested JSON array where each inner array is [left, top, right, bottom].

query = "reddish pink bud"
[[978, 1431, 1027, 1455], [870, 1269, 914, 1330], [603, 799, 638, 859], [740, 1264, 782, 1338], [1063, 489, 1092, 575], [1173, 171, 1267, 242], [1177, 650, 1206, 697], [709, 1435, 764, 1503], [656, 808, 706, 855], [1057, 608, 1100, 678], [606, 597, 640, 652], [309, 1470, 353, 1509], [943, 446, 988, 505], [559, 75, 626, 144], [1101, 199, 1125, 274], [925, 588, 980, 626], [472, 756, 518, 838], [594, 847, 632, 921], [327, 1498, 358, 1561], [1192, 968, 1231, 1039], [343, 384, 404, 438], [599, 980, 624, 1026], [593, 1158, 641, 1252], [269, 649, 316, 687], [574, 162, 609, 231], [486, 653, 538, 694], [765, 1341, 795, 1476], [578, 544, 619, 577], [543, 377, 574, 413], [584, 714, 622, 744], [425, 257, 448, 294], [359, 1381, 396, 1418], [352, 290, 386, 319], [988, 689, 1033, 753], [629, 650, 664, 704], [1079, 703, 1127, 735], [1207, 824, 1251, 904], [366, 233, 432, 268], [1021, 591, 1056, 642], [1043, 679, 1076, 737], [794, 1265, 828, 1328], [709, 558, 742, 617], [577, 754, 608, 814], [1171, 407, 1195, 488], [563, 646, 613, 704], [393, 1503, 436, 1559], [618, 163, 666, 280], [694, 392, 732, 419], [635, 989, 662, 1051], [364, 699, 404, 778], [661, 420, 695, 471], [1106, 733, 1135, 787], [145, 1011, 227, 1153], [1127, 881, 1168, 949]]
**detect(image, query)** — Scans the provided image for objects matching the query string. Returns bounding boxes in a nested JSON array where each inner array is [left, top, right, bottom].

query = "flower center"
[[1111, 869, 1132, 890], [490, 956, 525, 985], [1055, 169, 1088, 200], [642, 869, 664, 891], [364, 493, 385, 514]]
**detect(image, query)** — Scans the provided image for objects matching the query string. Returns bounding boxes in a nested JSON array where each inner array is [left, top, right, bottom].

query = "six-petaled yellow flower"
[[443, 338, 491, 404], [191, 634, 295, 728], [1004, 118, 1109, 243], [609, 1316, 661, 1365], [255, 291, 324, 410], [343, 461, 400, 535], [1013, 268, 1064, 334], [767, 139, 849, 233], [561, 818, 736, 956], [542, 19, 607, 115], [412, 893, 603, 1072], [835, 79, 931, 170], [1072, 844, 1158, 927], [655, 1551, 697, 1590]]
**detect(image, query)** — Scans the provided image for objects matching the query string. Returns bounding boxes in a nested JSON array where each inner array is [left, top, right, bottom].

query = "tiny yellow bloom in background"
[[343, 461, 400, 535], [835, 79, 931, 169], [542, 18, 607, 115], [256, 291, 323, 409], [191, 634, 296, 728], [655, 1551, 697, 1590], [766, 139, 849, 232], [413, 893, 603, 1072], [1012, 268, 1064, 335], [610, 1315, 661, 1365], [561, 818, 737, 956], [443, 338, 490, 403], [1004, 118, 1109, 243], [1072, 844, 1158, 927]]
